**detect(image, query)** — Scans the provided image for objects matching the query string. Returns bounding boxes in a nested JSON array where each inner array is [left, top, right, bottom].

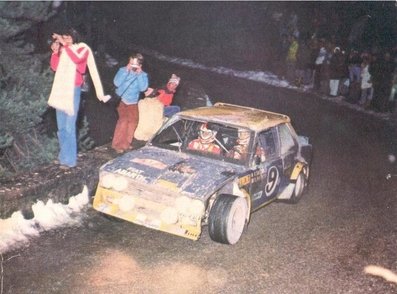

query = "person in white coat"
[[359, 56, 373, 108]]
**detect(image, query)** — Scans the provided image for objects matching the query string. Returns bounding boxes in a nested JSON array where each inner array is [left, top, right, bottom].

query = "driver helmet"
[[199, 123, 217, 144]]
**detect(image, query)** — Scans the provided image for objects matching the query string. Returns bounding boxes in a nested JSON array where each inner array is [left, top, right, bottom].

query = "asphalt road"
[[2, 62, 397, 294]]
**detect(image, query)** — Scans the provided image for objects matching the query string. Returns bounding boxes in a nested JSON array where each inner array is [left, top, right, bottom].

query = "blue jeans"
[[349, 65, 361, 83], [56, 87, 81, 167], [164, 105, 181, 117]]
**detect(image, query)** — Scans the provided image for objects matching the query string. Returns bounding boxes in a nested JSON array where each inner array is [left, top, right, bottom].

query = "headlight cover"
[[175, 196, 205, 219], [100, 172, 128, 192]]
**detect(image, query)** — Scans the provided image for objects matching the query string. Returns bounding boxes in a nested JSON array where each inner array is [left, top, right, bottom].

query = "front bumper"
[[93, 186, 203, 240]]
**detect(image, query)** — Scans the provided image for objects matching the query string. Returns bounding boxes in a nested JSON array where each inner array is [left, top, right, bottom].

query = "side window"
[[278, 124, 296, 155], [257, 129, 277, 161]]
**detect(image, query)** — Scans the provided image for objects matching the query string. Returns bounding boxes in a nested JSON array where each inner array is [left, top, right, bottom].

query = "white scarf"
[[48, 42, 107, 115]]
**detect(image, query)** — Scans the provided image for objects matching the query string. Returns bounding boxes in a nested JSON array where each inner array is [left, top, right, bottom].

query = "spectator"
[[48, 28, 110, 169], [389, 65, 397, 113], [329, 47, 348, 96], [287, 12, 300, 40], [384, 52, 396, 112], [359, 56, 373, 108], [145, 74, 181, 117], [347, 49, 362, 83], [321, 40, 333, 94], [370, 51, 395, 112], [286, 34, 299, 84], [111, 53, 149, 153], [296, 37, 313, 86], [314, 39, 327, 92], [346, 49, 362, 103], [308, 38, 320, 86], [276, 33, 290, 79]]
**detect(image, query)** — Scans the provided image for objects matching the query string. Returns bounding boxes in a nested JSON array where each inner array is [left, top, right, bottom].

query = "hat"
[[168, 74, 180, 86]]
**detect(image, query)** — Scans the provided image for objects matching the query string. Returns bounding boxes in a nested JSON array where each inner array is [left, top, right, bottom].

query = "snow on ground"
[[0, 186, 89, 254]]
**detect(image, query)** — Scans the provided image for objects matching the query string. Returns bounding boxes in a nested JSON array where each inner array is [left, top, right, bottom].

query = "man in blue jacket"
[[111, 53, 148, 153]]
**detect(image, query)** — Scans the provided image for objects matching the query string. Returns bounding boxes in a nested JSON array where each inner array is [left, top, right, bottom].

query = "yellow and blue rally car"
[[93, 103, 312, 244]]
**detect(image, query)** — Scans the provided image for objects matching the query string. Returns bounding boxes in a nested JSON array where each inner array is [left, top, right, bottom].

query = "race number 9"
[[265, 166, 279, 197]]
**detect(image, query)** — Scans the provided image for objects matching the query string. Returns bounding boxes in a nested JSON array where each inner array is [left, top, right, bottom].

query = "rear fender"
[[277, 162, 307, 200], [290, 162, 304, 181]]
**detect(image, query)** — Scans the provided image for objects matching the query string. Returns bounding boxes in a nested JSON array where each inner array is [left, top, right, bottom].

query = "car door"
[[277, 123, 299, 179], [249, 128, 283, 210]]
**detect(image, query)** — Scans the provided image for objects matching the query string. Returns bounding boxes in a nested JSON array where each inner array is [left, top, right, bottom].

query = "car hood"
[[101, 146, 244, 199]]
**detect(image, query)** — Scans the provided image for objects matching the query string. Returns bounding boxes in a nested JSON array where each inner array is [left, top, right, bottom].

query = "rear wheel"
[[208, 194, 248, 245], [289, 172, 306, 204]]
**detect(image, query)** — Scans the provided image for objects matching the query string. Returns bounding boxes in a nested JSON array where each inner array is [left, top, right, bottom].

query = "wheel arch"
[[290, 161, 305, 181], [208, 178, 252, 223]]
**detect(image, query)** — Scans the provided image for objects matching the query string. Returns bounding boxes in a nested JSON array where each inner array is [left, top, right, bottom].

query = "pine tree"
[[0, 2, 59, 177]]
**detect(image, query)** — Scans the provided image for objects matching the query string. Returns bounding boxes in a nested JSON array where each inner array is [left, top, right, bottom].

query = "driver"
[[228, 128, 250, 160], [188, 123, 221, 155]]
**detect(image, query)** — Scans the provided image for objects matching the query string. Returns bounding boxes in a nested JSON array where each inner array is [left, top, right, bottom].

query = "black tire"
[[208, 194, 248, 245]]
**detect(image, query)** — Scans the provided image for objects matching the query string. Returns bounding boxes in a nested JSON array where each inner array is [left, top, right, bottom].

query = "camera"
[[131, 64, 139, 72]]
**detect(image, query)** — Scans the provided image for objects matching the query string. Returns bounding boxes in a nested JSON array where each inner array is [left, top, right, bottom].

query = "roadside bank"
[[0, 145, 116, 218]]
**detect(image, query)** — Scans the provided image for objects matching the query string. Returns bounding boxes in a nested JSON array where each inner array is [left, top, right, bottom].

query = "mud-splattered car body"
[[93, 103, 312, 244]]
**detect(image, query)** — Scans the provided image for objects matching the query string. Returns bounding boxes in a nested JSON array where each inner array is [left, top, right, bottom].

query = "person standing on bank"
[[48, 28, 110, 169], [111, 53, 148, 153], [145, 74, 181, 117]]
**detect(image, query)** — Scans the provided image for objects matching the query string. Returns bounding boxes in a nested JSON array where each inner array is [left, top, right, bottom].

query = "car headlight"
[[188, 199, 205, 216], [113, 177, 128, 191], [175, 196, 191, 213], [100, 173, 129, 191], [160, 207, 178, 224], [101, 174, 116, 189], [118, 195, 135, 212]]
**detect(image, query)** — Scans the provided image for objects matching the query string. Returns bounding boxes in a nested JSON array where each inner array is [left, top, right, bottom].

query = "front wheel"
[[208, 195, 248, 245]]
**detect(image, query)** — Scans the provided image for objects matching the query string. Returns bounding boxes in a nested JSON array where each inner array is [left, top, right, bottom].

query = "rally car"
[[93, 103, 312, 244]]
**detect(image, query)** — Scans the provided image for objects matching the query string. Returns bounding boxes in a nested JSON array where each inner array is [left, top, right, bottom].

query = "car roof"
[[177, 103, 290, 132]]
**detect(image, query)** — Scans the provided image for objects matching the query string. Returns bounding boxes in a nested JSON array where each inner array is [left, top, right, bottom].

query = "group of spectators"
[[49, 27, 181, 168], [274, 18, 397, 114]]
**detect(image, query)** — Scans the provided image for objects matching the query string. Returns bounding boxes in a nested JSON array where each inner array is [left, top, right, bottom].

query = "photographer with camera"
[[48, 28, 110, 169], [111, 53, 149, 153]]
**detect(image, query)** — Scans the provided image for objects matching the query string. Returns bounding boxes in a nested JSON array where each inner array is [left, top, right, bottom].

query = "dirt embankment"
[[0, 145, 117, 218]]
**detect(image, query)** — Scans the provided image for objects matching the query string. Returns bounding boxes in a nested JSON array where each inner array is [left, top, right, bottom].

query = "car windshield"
[[150, 118, 252, 165]]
